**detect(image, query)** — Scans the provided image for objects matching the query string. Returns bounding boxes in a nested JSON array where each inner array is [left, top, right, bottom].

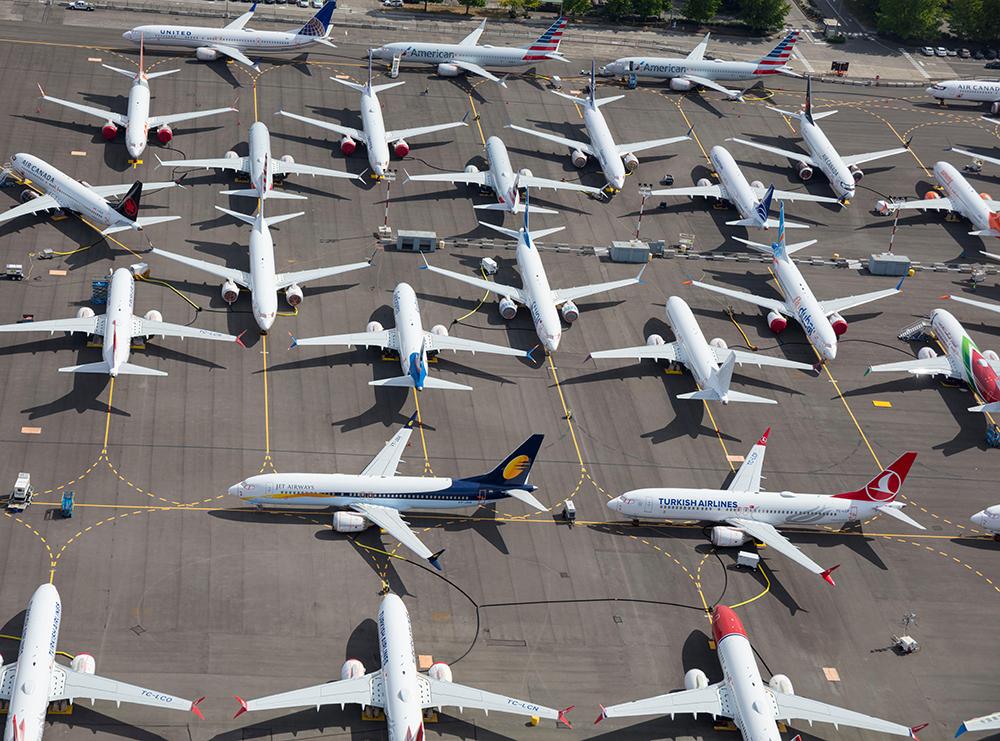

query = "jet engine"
[[195, 47, 220, 61], [875, 199, 892, 216], [333, 511, 369, 532], [684, 668, 709, 690], [499, 296, 517, 320], [849, 164, 864, 182], [796, 161, 813, 181], [224, 150, 239, 160], [669, 78, 694, 92], [366, 321, 384, 333], [768, 674, 794, 695], [221, 279, 239, 304], [767, 310, 787, 333], [428, 662, 453, 682], [519, 167, 533, 178], [393, 139, 410, 158], [437, 63, 460, 77], [280, 154, 294, 165], [985, 349, 1000, 362], [341, 658, 365, 680], [102, 121, 118, 140], [71, 653, 96, 675], [981, 192, 993, 201], [829, 312, 848, 336], [19, 190, 39, 203], [340, 136, 357, 156], [710, 526, 750, 547], [143, 309, 163, 323], [560, 300, 580, 323], [709, 337, 727, 350], [464, 164, 480, 175], [156, 124, 173, 144], [285, 283, 304, 307], [76, 307, 95, 320], [431, 324, 448, 337], [917, 346, 937, 360], [992, 101, 1000, 115], [646, 333, 665, 346], [750, 179, 765, 191], [622, 152, 639, 172], [570, 149, 588, 168]]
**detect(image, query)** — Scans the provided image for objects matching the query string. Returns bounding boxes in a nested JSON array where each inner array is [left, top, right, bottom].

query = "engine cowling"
[[669, 77, 694, 91], [428, 662, 453, 682], [985, 349, 1000, 362], [393, 139, 410, 158], [333, 511, 369, 532], [992, 101, 1000, 115], [709, 337, 727, 350], [849, 164, 864, 182], [156, 124, 173, 144], [464, 164, 480, 176], [221, 279, 239, 304], [285, 283, 303, 307], [646, 333, 665, 346], [767, 310, 787, 333], [684, 668, 709, 690], [982, 192, 994, 201], [143, 309, 163, 323], [340, 136, 357, 156], [917, 346, 937, 360], [622, 152, 639, 173], [875, 199, 891, 216], [561, 300, 580, 323], [768, 674, 794, 694], [431, 324, 448, 337], [924, 191, 941, 201], [797, 161, 813, 181], [750, 179, 765, 191], [437, 62, 461, 77], [20, 189, 39, 203], [76, 307, 95, 320], [341, 658, 365, 680], [571, 149, 587, 168], [518, 167, 533, 178], [366, 321, 384, 333], [829, 312, 848, 336], [102, 121, 118, 140], [499, 296, 517, 320], [71, 653, 96, 675], [195, 47, 220, 61], [710, 526, 750, 547], [225, 150, 239, 160], [280, 154, 294, 165]]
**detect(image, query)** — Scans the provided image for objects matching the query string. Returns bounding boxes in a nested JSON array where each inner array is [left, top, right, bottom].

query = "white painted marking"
[[900, 49, 931, 79], [70, 151, 87, 157], [792, 48, 814, 74]]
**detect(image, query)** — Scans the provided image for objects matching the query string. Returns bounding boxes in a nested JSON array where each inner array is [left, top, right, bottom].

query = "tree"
[[632, 0, 666, 19], [682, 0, 719, 23], [603, 0, 633, 20], [875, 0, 944, 40], [950, 0, 984, 40], [461, 0, 486, 14], [499, 0, 540, 15], [562, 0, 592, 17], [738, 0, 789, 33]]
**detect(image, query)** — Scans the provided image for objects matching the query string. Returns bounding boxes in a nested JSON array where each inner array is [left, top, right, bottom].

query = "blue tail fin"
[[297, 0, 335, 36], [466, 434, 544, 487], [772, 202, 787, 259], [756, 184, 774, 224]]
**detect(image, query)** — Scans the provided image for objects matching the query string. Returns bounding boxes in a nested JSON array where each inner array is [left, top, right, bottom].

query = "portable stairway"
[[898, 318, 932, 342]]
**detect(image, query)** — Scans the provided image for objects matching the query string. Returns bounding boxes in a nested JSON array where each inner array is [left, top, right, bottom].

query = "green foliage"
[[875, 0, 943, 40], [499, 0, 540, 15], [950, 0, 984, 40], [632, 0, 667, 18], [682, 0, 720, 22], [461, 0, 486, 13], [738, 0, 790, 33], [603, 0, 634, 19], [561, 0, 593, 17]]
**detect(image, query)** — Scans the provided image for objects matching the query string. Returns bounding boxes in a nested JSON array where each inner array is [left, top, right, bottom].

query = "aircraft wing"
[[271, 159, 359, 181], [949, 294, 1000, 315], [274, 260, 370, 291], [818, 285, 901, 316], [727, 137, 815, 167], [41, 94, 127, 127], [224, 5, 256, 30], [507, 125, 594, 157], [885, 196, 954, 212], [422, 262, 526, 304], [151, 248, 250, 288], [771, 689, 917, 737], [650, 183, 724, 199], [0, 194, 62, 224], [866, 356, 955, 378], [952, 147, 1000, 168], [726, 518, 826, 577], [718, 347, 813, 371], [615, 134, 690, 157], [681, 74, 741, 99], [350, 502, 440, 566], [89, 181, 178, 199], [690, 280, 789, 316], [727, 429, 768, 492], [133, 315, 239, 343], [422, 675, 566, 723], [685, 32, 710, 62], [840, 146, 909, 168], [518, 173, 602, 195], [278, 110, 364, 142], [589, 341, 680, 363], [447, 60, 504, 85], [427, 331, 528, 358], [147, 106, 237, 129], [361, 422, 414, 477], [292, 329, 398, 352], [550, 270, 643, 305], [384, 121, 467, 143], [458, 19, 487, 46], [757, 184, 841, 204], [407, 169, 490, 187], [0, 314, 101, 335], [158, 155, 250, 173], [210, 44, 259, 70], [958, 711, 1000, 736], [49, 664, 195, 713], [239, 673, 380, 713], [601, 684, 727, 720]]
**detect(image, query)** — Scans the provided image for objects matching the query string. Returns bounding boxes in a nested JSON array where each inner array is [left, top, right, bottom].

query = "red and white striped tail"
[[753, 30, 799, 75], [522, 17, 567, 61]]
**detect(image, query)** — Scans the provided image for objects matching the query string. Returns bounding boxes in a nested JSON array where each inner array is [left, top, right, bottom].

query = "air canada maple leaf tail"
[[114, 181, 143, 220], [832, 451, 917, 502]]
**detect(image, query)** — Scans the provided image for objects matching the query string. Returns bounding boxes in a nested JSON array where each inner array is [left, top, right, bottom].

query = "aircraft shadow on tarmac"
[[47, 704, 169, 741]]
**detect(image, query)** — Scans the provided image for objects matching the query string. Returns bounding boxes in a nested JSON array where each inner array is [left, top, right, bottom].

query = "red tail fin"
[[832, 452, 917, 502]]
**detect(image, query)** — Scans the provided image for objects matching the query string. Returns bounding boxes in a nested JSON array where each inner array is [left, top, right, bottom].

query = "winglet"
[[405, 412, 419, 429], [636, 263, 647, 284], [36, 82, 45, 98], [428, 548, 445, 571], [289, 333, 298, 349], [235, 330, 247, 349], [557, 706, 574, 729], [911, 723, 928, 740], [956, 722, 968, 738], [233, 695, 249, 719], [757, 427, 771, 446], [191, 697, 206, 720], [594, 704, 607, 725], [895, 275, 906, 291], [820, 564, 840, 586], [419, 253, 430, 270]]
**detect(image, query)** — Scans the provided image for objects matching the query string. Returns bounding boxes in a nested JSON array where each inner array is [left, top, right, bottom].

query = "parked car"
[[920, 46, 935, 56], [311, 0, 323, 6], [985, 49, 998, 59], [947, 48, 958, 56], [973, 49, 985, 59], [935, 47, 948, 57], [383, 0, 403, 7], [986, 61, 1000, 70], [959, 48, 971, 58], [66, 1, 95, 9], [297, 0, 309, 6]]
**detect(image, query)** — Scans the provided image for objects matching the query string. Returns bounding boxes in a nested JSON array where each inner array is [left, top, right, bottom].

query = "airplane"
[[122, 1, 337, 72], [228, 416, 547, 570], [371, 16, 568, 86], [875, 161, 1000, 239], [958, 712, 1000, 737], [508, 62, 691, 192], [927, 79, 1000, 113], [0, 267, 241, 377], [650, 145, 840, 228], [290, 281, 529, 391], [596, 604, 925, 739], [970, 505, 1000, 535], [865, 306, 1000, 414], [588, 295, 813, 404], [1, 153, 180, 235], [605, 429, 923, 585], [233, 593, 573, 739], [421, 200, 644, 352], [38, 39, 236, 160], [691, 205, 902, 362], [278, 54, 468, 180], [156, 120, 359, 200], [152, 205, 369, 333], [728, 76, 910, 202], [950, 145, 1000, 171], [1, 583, 203, 741], [600, 30, 801, 100], [404, 135, 603, 214]]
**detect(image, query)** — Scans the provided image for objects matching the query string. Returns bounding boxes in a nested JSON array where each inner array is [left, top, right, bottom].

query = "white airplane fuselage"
[[246, 220, 280, 332], [799, 116, 857, 200], [124, 77, 152, 159], [248, 121, 275, 197], [10, 153, 134, 231], [511, 233, 562, 352], [392, 282, 427, 382], [971, 504, 1000, 532], [358, 87, 391, 177], [3, 583, 62, 741], [123, 26, 321, 55], [713, 612, 783, 741], [102, 268, 139, 376], [485, 136, 519, 210], [374, 43, 531, 69], [665, 296, 721, 389], [378, 594, 427, 741], [583, 103, 626, 190], [771, 253, 838, 361], [710, 146, 764, 224], [928, 79, 1000, 105], [604, 57, 764, 82], [933, 160, 999, 234], [928, 308, 1000, 403]]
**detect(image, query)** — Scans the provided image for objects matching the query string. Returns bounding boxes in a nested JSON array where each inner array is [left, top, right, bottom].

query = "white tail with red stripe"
[[753, 30, 799, 75]]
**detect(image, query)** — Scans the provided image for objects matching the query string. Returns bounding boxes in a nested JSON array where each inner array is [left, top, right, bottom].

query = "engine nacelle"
[[341, 658, 365, 680], [195, 47, 220, 61], [917, 346, 937, 360], [101, 121, 118, 140], [431, 324, 448, 337], [985, 349, 1000, 362], [669, 77, 694, 91], [333, 511, 369, 533], [769, 674, 794, 695], [848, 164, 864, 182], [156, 124, 173, 144], [366, 321, 384, 333], [143, 309, 163, 323], [437, 62, 461, 77], [221, 279, 239, 304], [924, 191, 941, 201], [428, 662, 453, 682], [393, 139, 410, 158], [750, 179, 765, 191], [20, 189, 39, 203], [464, 164, 480, 175], [684, 668, 709, 690], [570, 149, 587, 168], [982, 192, 994, 201], [646, 333, 665, 346], [285, 283, 303, 307], [340, 136, 357, 156], [76, 307, 95, 320], [709, 337, 727, 350], [224, 150, 239, 160], [797, 161, 814, 181], [875, 199, 891, 216], [767, 310, 788, 333], [71, 653, 96, 675], [560, 300, 580, 323], [622, 152, 639, 173], [992, 101, 1000, 115], [710, 526, 750, 547], [499, 296, 517, 320], [829, 312, 848, 336], [280, 154, 294, 165]]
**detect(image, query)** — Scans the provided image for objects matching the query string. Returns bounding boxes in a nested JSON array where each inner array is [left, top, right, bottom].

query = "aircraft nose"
[[228, 482, 248, 499], [122, 30, 132, 41], [824, 341, 837, 361], [544, 332, 561, 353], [612, 175, 626, 190], [257, 313, 275, 332], [971, 510, 987, 527], [607, 497, 621, 513]]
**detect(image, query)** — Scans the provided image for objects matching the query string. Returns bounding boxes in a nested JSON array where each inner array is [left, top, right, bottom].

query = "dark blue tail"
[[466, 434, 543, 487], [297, 0, 336, 36]]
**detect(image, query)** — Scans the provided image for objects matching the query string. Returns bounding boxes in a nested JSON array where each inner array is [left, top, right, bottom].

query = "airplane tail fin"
[[733, 234, 816, 254], [756, 184, 774, 224], [113, 181, 142, 220], [215, 205, 258, 227], [753, 30, 799, 76], [295, 0, 336, 37], [521, 16, 567, 61], [803, 75, 814, 123], [368, 375, 473, 391], [831, 451, 917, 502], [465, 434, 544, 487], [478, 216, 565, 244], [675, 353, 776, 404]]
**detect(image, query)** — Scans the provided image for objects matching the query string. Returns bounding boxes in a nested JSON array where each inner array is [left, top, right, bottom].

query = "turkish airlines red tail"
[[832, 451, 918, 502]]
